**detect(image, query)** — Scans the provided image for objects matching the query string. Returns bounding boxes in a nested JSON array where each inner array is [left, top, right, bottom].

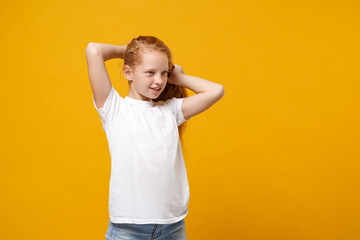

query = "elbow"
[[219, 84, 225, 98], [85, 42, 98, 56], [213, 84, 225, 101]]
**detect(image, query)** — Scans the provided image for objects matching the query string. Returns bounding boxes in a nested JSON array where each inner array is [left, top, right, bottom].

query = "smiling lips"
[[150, 87, 161, 93]]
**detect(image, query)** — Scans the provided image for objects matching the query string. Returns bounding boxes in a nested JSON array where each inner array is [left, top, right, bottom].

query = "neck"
[[127, 89, 151, 101]]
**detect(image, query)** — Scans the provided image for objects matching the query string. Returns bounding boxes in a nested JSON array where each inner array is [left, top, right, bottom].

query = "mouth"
[[150, 87, 161, 94]]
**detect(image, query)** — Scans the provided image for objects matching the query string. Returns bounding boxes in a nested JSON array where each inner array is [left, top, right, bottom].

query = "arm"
[[168, 64, 225, 120], [85, 42, 126, 109]]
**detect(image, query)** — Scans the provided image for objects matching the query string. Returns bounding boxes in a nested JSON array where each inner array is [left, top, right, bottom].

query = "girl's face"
[[126, 50, 169, 101]]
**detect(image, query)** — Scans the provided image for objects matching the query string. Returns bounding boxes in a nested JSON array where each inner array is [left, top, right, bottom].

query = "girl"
[[86, 36, 224, 240]]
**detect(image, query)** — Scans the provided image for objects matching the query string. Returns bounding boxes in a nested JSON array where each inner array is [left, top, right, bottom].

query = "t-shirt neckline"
[[124, 96, 155, 108]]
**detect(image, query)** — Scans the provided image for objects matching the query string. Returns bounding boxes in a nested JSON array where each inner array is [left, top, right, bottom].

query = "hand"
[[168, 64, 185, 85]]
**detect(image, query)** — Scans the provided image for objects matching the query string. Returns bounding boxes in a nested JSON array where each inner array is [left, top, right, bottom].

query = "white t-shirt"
[[93, 85, 190, 224]]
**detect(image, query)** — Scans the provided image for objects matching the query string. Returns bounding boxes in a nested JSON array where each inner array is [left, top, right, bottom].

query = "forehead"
[[138, 50, 168, 69]]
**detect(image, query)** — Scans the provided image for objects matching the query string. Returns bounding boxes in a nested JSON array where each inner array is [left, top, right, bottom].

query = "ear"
[[123, 65, 133, 81]]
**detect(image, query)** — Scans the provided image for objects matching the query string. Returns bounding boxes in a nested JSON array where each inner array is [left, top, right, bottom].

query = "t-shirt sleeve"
[[165, 97, 189, 126], [92, 85, 123, 126]]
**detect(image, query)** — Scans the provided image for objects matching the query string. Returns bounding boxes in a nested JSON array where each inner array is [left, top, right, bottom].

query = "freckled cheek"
[[144, 77, 152, 83]]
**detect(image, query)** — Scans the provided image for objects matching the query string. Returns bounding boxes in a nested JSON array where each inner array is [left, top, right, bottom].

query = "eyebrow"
[[144, 68, 169, 71]]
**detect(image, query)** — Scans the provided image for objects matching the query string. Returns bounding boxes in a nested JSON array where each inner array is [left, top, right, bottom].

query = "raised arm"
[[85, 42, 126, 109], [168, 64, 225, 120]]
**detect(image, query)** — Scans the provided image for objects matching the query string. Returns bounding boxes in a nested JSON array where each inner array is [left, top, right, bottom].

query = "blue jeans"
[[105, 219, 187, 240]]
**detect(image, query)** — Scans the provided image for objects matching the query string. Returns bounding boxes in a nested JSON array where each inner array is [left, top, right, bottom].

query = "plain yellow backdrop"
[[1, 0, 359, 239]]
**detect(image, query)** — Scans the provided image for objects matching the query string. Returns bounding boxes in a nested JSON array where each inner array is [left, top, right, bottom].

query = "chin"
[[153, 94, 165, 102]]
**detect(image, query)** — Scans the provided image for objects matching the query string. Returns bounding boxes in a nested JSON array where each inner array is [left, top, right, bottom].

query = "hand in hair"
[[166, 63, 224, 120], [168, 64, 185, 86]]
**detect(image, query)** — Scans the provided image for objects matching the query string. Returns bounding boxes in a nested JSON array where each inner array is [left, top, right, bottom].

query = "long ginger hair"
[[123, 35, 188, 139]]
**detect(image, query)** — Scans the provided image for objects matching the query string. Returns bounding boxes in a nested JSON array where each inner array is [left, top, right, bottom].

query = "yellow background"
[[1, 0, 359, 239]]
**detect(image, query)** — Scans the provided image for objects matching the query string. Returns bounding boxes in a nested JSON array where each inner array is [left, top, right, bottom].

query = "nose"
[[154, 74, 164, 85]]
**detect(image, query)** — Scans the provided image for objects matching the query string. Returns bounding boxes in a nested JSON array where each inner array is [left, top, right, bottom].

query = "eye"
[[162, 71, 168, 75], [146, 71, 154, 75]]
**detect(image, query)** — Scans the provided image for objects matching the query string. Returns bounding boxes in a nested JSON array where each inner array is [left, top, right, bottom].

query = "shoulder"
[[92, 86, 124, 126], [155, 97, 187, 125], [93, 86, 123, 110], [155, 97, 183, 108]]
